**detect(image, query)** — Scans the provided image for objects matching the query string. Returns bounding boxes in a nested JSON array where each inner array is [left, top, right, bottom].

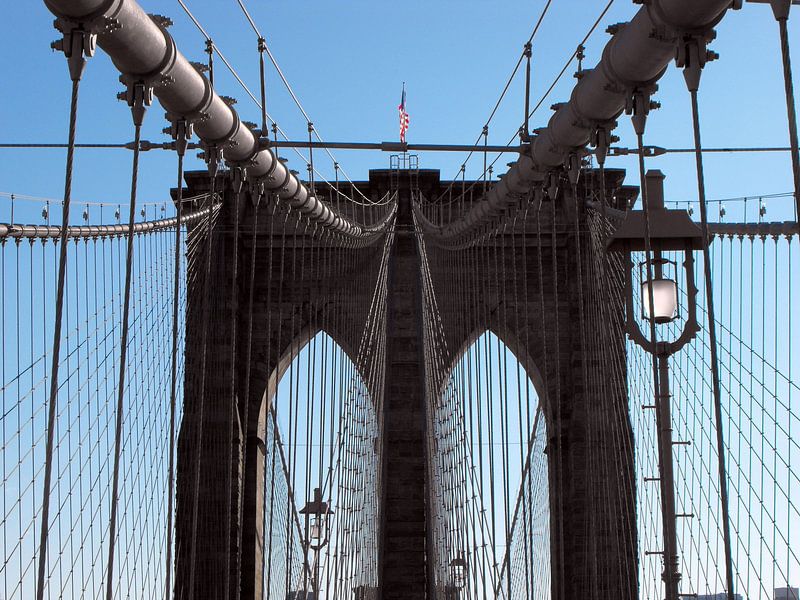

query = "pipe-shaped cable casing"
[[43, 0, 370, 237], [439, 0, 734, 240]]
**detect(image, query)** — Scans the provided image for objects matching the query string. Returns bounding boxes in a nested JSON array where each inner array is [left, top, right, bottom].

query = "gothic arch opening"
[[428, 330, 551, 600], [257, 330, 381, 600]]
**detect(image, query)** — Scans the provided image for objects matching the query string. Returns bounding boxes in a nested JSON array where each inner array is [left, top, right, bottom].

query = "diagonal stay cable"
[[435, 0, 616, 216], [177, 0, 374, 205], [436, 0, 556, 203], [233, 3, 365, 198]]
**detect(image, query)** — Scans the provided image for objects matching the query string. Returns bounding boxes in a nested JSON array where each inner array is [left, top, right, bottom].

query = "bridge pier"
[[172, 168, 638, 600], [378, 185, 430, 600]]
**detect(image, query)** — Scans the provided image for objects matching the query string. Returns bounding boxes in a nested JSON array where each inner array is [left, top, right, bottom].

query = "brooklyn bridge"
[[1, 0, 799, 599]]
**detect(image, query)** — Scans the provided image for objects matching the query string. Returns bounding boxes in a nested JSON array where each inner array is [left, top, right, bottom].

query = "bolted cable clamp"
[[766, 0, 792, 21], [574, 43, 587, 79], [231, 166, 248, 196], [51, 26, 97, 82], [164, 115, 194, 158], [546, 171, 560, 201], [249, 178, 266, 208], [117, 79, 153, 127], [200, 142, 223, 179], [625, 86, 660, 136], [532, 184, 545, 207], [565, 153, 582, 187], [591, 126, 614, 166], [676, 33, 718, 92]]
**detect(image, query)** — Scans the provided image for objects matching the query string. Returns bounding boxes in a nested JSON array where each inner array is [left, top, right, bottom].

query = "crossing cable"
[[549, 194, 566, 600], [599, 199, 636, 596], [35, 30, 91, 599], [234, 183, 263, 594], [592, 203, 664, 593], [619, 218, 799, 596], [187, 155, 220, 597], [262, 199, 285, 598], [592, 194, 639, 597], [568, 168, 595, 596], [630, 87, 684, 600], [518, 200, 535, 598], [222, 172, 244, 600]]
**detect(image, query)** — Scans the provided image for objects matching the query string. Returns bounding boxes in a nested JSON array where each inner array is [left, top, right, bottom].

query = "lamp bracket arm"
[[624, 258, 657, 353]]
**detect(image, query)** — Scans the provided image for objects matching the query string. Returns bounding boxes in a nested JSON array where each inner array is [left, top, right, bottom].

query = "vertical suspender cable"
[[308, 123, 315, 194], [549, 196, 566, 600], [36, 37, 88, 596], [206, 38, 215, 88], [189, 158, 219, 597], [771, 4, 800, 225], [634, 124, 673, 597], [523, 43, 532, 140], [106, 86, 148, 600], [264, 201, 284, 598], [225, 173, 243, 600], [165, 122, 188, 600], [632, 87, 682, 597], [569, 170, 594, 596], [685, 78, 736, 600], [236, 186, 261, 595], [483, 126, 489, 196], [258, 36, 269, 139], [461, 166, 466, 216], [189, 38, 218, 595]]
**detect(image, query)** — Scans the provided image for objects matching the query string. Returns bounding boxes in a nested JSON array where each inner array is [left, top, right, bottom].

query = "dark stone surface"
[[173, 166, 639, 600]]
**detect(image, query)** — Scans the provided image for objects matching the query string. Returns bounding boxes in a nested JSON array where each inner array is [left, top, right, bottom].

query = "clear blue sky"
[[1, 2, 799, 598], [1, 1, 798, 224]]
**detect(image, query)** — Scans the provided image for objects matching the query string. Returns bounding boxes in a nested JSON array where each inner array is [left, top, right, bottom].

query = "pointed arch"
[[428, 329, 551, 600], [444, 325, 551, 428], [252, 328, 382, 600]]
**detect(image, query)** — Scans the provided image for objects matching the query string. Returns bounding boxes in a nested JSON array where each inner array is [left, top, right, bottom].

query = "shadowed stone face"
[[175, 167, 637, 600]]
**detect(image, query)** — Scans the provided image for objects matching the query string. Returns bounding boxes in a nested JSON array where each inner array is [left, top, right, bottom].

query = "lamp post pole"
[[313, 539, 321, 600], [608, 169, 705, 600], [300, 487, 331, 600], [656, 343, 681, 600]]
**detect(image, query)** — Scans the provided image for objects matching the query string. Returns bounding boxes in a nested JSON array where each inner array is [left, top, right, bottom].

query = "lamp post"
[[300, 487, 333, 600], [607, 170, 705, 600]]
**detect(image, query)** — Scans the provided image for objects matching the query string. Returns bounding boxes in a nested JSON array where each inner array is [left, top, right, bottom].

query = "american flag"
[[398, 84, 410, 143]]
